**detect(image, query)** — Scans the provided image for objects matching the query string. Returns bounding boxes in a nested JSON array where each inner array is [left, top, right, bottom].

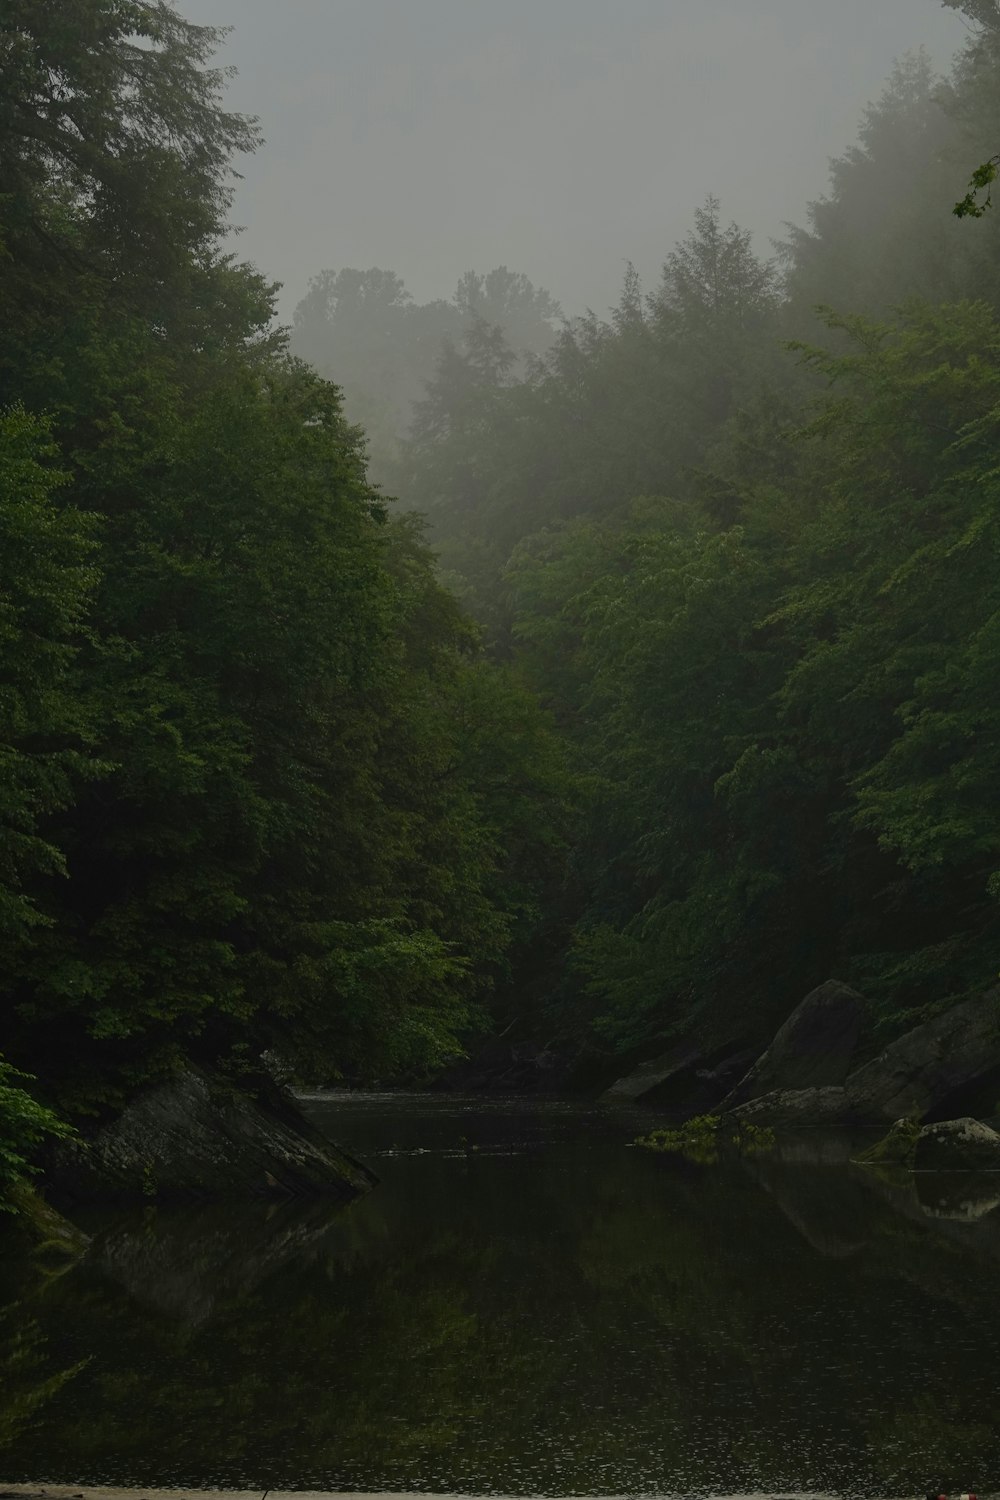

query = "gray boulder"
[[47, 1066, 376, 1205], [722, 980, 865, 1109], [727, 1086, 851, 1128], [601, 1041, 759, 1112], [844, 990, 1000, 1124], [914, 1117, 1000, 1172], [600, 1042, 703, 1102], [727, 990, 1000, 1130]]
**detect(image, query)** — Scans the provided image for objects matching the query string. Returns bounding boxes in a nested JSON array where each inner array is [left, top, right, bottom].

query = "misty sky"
[[188, 0, 970, 322]]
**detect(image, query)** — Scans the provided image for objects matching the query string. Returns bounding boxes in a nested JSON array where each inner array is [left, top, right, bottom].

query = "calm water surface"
[[2, 1093, 1000, 1496]]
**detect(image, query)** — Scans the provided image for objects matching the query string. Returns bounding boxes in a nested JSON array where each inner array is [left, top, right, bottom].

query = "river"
[[2, 1093, 999, 1496]]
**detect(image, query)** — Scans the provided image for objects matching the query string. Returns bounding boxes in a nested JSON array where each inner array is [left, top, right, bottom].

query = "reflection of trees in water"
[[0, 1303, 90, 1456], [3, 1142, 1000, 1492]]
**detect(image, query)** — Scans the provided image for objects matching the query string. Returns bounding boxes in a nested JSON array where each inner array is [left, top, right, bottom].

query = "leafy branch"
[[953, 155, 1000, 217]]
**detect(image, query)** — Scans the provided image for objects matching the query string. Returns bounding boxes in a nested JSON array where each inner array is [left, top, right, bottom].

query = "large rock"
[[914, 1118, 1000, 1172], [726, 990, 1000, 1129], [47, 1066, 376, 1205], [844, 990, 1000, 1124], [727, 1086, 851, 1128], [600, 1042, 703, 1103], [722, 980, 865, 1109], [600, 1040, 758, 1110]]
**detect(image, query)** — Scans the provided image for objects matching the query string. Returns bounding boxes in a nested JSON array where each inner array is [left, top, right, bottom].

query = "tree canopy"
[[0, 0, 570, 1180]]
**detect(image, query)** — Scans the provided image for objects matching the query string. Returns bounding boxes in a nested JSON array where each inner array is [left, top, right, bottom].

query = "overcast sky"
[[188, 0, 970, 321]]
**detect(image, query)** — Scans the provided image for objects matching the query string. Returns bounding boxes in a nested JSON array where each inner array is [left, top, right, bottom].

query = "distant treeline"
[[2, 1, 1000, 1192]]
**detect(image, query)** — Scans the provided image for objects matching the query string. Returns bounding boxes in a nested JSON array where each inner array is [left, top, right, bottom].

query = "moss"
[[855, 1116, 921, 1171], [2, 1181, 90, 1263], [636, 1113, 775, 1164]]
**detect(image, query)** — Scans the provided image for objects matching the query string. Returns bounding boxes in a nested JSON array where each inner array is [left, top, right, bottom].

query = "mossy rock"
[[855, 1116, 921, 1170], [1, 1182, 90, 1262]]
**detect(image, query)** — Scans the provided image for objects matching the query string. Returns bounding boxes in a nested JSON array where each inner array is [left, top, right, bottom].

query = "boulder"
[[727, 1085, 851, 1128], [600, 1041, 704, 1103], [47, 1065, 376, 1205], [687, 1046, 761, 1104], [854, 1116, 921, 1169], [727, 990, 1000, 1129], [844, 990, 1000, 1124], [914, 1117, 1000, 1172], [600, 1040, 759, 1110], [722, 980, 865, 1109]]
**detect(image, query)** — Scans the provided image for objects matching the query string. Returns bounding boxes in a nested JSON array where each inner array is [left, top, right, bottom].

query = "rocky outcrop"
[[857, 1116, 1000, 1175], [727, 1085, 851, 1128], [726, 988, 1000, 1129], [47, 1066, 376, 1205], [843, 991, 1000, 1124], [600, 1041, 756, 1110], [722, 980, 865, 1110], [914, 1118, 1000, 1172], [600, 1042, 704, 1102]]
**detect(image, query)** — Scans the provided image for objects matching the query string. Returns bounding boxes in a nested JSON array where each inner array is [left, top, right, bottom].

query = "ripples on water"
[[2, 1091, 999, 1497]]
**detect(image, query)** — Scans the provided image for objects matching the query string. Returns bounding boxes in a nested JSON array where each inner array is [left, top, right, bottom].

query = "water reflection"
[[2, 1095, 999, 1496]]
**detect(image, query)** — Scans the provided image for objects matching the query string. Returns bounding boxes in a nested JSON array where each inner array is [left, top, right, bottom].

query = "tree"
[[940, 1, 1000, 214], [0, 0, 574, 1119], [0, 0, 260, 290], [0, 1056, 72, 1209], [454, 267, 562, 363], [0, 407, 96, 962]]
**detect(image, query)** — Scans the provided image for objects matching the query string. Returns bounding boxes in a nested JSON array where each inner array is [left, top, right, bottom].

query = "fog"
[[187, 0, 968, 318]]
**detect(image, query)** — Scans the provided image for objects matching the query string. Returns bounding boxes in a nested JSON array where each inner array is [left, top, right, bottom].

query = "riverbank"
[[0, 1490, 543, 1500], [0, 1489, 859, 1500]]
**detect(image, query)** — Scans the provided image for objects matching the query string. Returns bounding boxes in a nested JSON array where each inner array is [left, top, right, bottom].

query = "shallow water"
[[2, 1093, 999, 1496]]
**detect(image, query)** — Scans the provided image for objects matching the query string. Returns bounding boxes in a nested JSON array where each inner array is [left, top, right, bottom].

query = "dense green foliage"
[[0, 1058, 73, 1206], [0, 0, 569, 1197]]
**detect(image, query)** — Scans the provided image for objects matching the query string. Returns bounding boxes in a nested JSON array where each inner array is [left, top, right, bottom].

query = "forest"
[[3, 0, 1000, 1208]]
